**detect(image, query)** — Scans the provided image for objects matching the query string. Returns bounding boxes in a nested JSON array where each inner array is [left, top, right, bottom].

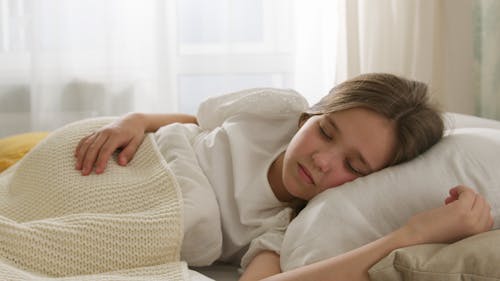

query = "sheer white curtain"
[[0, 0, 178, 136], [0, 0, 300, 137], [292, 0, 338, 104], [1, 0, 498, 137], [335, 0, 440, 82], [333, 0, 476, 115]]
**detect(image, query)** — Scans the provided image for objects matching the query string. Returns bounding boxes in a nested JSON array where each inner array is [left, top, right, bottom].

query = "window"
[[0, 0, 296, 136], [176, 0, 294, 113]]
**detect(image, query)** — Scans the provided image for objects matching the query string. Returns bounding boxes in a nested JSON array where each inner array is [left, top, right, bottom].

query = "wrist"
[[124, 112, 149, 132], [391, 224, 424, 248], [396, 224, 427, 247]]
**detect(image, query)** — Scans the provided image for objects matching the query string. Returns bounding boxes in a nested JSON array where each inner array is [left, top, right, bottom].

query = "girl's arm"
[[240, 251, 282, 281], [74, 112, 197, 175], [241, 227, 413, 281], [240, 185, 493, 281]]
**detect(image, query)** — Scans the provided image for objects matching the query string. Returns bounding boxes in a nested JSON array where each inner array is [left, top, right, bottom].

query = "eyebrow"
[[326, 115, 374, 173]]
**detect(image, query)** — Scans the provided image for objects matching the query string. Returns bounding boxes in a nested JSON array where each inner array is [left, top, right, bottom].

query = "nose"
[[312, 149, 341, 173]]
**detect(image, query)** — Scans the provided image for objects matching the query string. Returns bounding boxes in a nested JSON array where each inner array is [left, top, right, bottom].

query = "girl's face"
[[281, 107, 396, 201]]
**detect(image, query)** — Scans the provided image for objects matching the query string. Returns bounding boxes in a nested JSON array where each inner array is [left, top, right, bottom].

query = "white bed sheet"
[[189, 112, 500, 281]]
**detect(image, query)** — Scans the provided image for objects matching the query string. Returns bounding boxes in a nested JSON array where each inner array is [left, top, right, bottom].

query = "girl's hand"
[[74, 113, 147, 175], [403, 185, 494, 245]]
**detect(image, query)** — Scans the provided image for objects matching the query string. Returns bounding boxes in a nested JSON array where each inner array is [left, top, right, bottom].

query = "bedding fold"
[[0, 118, 188, 280]]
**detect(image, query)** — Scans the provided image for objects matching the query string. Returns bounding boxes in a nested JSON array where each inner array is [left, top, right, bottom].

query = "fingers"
[[75, 129, 145, 175], [450, 185, 476, 208], [470, 192, 494, 232], [117, 136, 143, 166], [444, 194, 456, 205], [74, 114, 147, 175], [74, 133, 95, 168], [410, 186, 493, 244], [94, 137, 116, 174], [451, 185, 494, 235], [75, 132, 98, 171], [446, 187, 459, 203], [74, 134, 88, 158], [79, 133, 110, 175]]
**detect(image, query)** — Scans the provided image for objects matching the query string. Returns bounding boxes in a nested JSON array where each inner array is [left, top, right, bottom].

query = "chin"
[[294, 188, 314, 201], [286, 184, 305, 201]]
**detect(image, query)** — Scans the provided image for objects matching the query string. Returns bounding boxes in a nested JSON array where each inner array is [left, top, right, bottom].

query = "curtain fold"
[[475, 0, 500, 119], [335, 0, 445, 104], [333, 0, 499, 119]]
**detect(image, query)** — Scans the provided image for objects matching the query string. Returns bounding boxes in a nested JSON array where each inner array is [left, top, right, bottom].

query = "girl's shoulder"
[[197, 88, 309, 130]]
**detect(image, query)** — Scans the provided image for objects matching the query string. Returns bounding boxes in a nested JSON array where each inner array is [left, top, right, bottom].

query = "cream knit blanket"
[[0, 118, 188, 280]]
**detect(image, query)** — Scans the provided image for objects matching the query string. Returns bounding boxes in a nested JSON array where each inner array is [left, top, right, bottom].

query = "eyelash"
[[319, 125, 332, 140], [319, 124, 363, 176], [345, 161, 363, 176]]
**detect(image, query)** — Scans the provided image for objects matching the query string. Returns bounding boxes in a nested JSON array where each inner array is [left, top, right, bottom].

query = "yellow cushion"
[[0, 132, 49, 173]]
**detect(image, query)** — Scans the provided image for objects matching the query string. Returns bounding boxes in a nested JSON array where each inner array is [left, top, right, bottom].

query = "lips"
[[298, 164, 315, 185]]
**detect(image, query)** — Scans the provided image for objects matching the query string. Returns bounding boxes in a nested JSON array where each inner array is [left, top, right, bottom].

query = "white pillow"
[[281, 128, 500, 271]]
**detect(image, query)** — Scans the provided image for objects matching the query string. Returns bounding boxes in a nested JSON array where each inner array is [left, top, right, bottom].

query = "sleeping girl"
[[74, 73, 493, 281]]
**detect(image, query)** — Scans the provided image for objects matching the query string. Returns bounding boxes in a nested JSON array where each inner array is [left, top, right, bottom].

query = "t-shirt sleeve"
[[196, 88, 309, 131], [239, 206, 294, 271], [239, 228, 287, 271]]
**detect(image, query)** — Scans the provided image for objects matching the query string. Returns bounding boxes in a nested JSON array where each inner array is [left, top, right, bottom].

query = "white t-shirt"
[[154, 88, 309, 268]]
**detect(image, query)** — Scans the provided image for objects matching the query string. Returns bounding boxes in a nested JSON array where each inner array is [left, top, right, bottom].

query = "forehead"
[[326, 108, 396, 170]]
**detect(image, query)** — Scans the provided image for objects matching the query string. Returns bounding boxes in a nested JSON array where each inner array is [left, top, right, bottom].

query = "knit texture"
[[0, 118, 188, 280]]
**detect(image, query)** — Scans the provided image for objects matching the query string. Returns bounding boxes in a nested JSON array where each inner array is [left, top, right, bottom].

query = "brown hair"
[[300, 73, 444, 166]]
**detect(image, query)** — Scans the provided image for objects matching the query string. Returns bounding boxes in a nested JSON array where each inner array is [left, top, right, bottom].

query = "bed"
[[1, 112, 500, 281]]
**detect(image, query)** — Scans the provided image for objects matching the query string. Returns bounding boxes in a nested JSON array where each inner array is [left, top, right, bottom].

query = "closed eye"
[[319, 124, 332, 140], [346, 160, 364, 176]]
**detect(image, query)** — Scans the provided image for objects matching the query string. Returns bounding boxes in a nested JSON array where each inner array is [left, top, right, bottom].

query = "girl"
[[75, 73, 493, 281]]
